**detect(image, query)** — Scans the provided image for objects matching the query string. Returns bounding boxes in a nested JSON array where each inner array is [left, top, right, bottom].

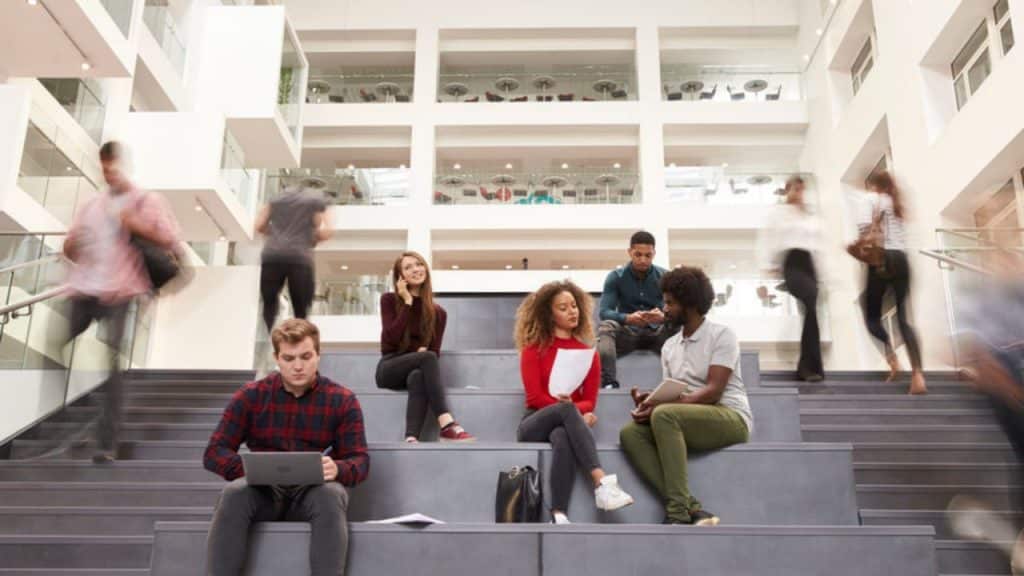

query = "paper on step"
[[366, 513, 445, 525], [548, 348, 596, 397]]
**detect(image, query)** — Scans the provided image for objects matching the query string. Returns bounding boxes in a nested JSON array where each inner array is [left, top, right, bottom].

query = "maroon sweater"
[[379, 292, 447, 355]]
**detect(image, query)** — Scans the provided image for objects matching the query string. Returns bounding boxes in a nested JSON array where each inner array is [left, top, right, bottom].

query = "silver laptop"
[[241, 452, 324, 486]]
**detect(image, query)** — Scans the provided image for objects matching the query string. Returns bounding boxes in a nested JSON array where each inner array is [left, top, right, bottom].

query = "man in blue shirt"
[[597, 231, 679, 389]]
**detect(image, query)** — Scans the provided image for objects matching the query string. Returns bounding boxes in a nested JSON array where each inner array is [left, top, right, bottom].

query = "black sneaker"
[[662, 516, 693, 525], [601, 382, 620, 390], [690, 509, 719, 526]]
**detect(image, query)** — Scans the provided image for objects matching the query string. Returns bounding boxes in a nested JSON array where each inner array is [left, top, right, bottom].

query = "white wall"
[[146, 265, 261, 370]]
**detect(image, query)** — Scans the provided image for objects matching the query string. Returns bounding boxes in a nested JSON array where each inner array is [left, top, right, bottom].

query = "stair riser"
[[11, 442, 205, 461], [794, 384, 974, 396], [857, 490, 1018, 511], [52, 410, 220, 425], [124, 383, 245, 395], [855, 469, 1019, 485], [0, 543, 152, 569], [1, 513, 211, 535], [23, 425, 214, 443], [0, 467, 218, 483], [853, 448, 1017, 464], [800, 398, 991, 410], [937, 545, 1013, 574], [863, 514, 1024, 540], [804, 429, 1007, 443], [803, 414, 996, 426], [0, 488, 220, 507]]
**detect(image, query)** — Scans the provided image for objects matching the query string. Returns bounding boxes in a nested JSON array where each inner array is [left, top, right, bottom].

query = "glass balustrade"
[[660, 66, 803, 102], [99, 0, 135, 38], [143, 1, 187, 76], [278, 31, 305, 141], [265, 168, 410, 206], [438, 68, 637, 102], [221, 129, 255, 213], [433, 171, 640, 205], [39, 78, 106, 144], [666, 167, 810, 206], [311, 277, 390, 316], [17, 121, 99, 226], [307, 70, 414, 103]]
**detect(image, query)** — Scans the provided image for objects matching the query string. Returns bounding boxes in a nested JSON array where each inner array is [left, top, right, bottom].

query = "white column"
[[635, 25, 667, 207], [407, 225, 432, 266], [409, 26, 439, 209]]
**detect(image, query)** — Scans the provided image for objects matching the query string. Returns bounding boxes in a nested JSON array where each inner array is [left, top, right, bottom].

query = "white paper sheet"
[[366, 513, 445, 525], [548, 348, 596, 397]]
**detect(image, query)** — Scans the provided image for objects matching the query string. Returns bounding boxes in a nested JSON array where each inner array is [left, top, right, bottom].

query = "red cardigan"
[[520, 337, 600, 414]]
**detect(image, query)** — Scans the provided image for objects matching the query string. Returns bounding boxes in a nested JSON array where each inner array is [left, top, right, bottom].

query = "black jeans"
[[862, 250, 922, 370], [517, 402, 601, 513], [597, 320, 679, 388], [206, 478, 349, 576], [784, 249, 823, 377], [376, 351, 451, 439], [260, 260, 315, 332], [66, 296, 130, 452]]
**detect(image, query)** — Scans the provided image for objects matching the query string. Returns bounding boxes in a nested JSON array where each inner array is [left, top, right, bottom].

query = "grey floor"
[[0, 350, 1012, 575]]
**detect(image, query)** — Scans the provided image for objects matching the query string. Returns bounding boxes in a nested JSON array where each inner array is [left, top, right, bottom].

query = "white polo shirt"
[[660, 319, 753, 433]]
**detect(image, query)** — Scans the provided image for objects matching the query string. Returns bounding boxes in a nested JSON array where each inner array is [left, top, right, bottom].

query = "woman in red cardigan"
[[515, 280, 634, 524], [376, 252, 474, 442]]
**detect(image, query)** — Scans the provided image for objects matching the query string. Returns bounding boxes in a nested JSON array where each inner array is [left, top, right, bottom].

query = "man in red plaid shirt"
[[204, 319, 369, 576]]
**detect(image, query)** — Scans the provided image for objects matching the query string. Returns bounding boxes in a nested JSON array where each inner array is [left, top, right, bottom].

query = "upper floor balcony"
[[659, 65, 802, 102], [38, 78, 106, 144], [264, 167, 411, 207]]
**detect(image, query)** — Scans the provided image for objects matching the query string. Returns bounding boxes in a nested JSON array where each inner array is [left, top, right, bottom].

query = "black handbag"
[[495, 465, 543, 523], [131, 235, 180, 291]]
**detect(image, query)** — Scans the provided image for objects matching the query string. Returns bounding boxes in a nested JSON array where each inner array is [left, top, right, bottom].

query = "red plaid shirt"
[[203, 373, 369, 486]]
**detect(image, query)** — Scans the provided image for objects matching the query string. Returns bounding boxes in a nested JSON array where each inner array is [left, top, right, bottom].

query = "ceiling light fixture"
[[721, 162, 729, 168], [504, 265, 513, 270], [346, 164, 355, 170], [341, 265, 349, 271], [399, 164, 406, 170], [27, 0, 39, 6], [505, 163, 513, 170], [815, 28, 823, 36], [218, 235, 227, 242], [669, 162, 677, 168], [451, 265, 460, 270], [613, 162, 621, 169], [453, 163, 461, 170], [802, 54, 810, 61], [194, 204, 203, 212], [561, 265, 570, 270], [561, 163, 569, 169]]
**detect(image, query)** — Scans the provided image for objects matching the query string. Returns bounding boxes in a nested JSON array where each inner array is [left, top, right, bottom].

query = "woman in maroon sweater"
[[515, 280, 634, 523], [376, 252, 474, 442]]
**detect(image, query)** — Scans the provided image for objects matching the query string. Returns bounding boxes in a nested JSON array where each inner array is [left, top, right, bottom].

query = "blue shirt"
[[599, 263, 667, 324]]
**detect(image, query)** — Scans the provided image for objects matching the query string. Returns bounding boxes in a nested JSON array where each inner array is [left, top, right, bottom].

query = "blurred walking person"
[[759, 176, 824, 382], [847, 170, 927, 395], [61, 141, 181, 462], [255, 179, 332, 333]]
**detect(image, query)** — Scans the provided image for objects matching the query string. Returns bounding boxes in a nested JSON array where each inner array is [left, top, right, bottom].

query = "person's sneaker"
[[439, 422, 475, 443], [594, 474, 634, 511], [551, 512, 571, 525], [690, 509, 719, 526], [601, 382, 620, 390], [92, 451, 116, 464], [404, 436, 419, 444], [799, 372, 824, 383]]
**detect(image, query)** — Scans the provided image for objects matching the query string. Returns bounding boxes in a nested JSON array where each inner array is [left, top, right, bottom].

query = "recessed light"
[[721, 162, 729, 168], [341, 265, 349, 271], [613, 163, 621, 169], [218, 235, 226, 242], [194, 204, 203, 212], [561, 163, 569, 169], [65, 165, 72, 172], [346, 164, 355, 170], [81, 61, 92, 71], [729, 264, 737, 270], [399, 164, 406, 169], [27, 0, 38, 6], [802, 54, 810, 61], [504, 265, 513, 270], [451, 265, 460, 270], [561, 265, 570, 270], [505, 163, 513, 170], [453, 163, 461, 170], [669, 162, 677, 168]]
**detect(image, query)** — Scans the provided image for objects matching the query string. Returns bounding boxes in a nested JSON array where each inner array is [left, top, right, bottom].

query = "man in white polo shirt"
[[619, 266, 752, 526]]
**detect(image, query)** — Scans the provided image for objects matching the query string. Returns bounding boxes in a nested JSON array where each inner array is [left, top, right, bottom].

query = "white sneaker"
[[551, 512, 571, 525], [594, 474, 634, 511]]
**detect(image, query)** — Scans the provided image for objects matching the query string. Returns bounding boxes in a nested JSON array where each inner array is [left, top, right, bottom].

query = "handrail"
[[0, 254, 62, 277], [919, 249, 992, 276], [0, 285, 68, 321], [937, 227, 1024, 248]]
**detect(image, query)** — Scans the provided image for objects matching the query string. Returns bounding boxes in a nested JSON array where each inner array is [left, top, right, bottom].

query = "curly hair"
[[514, 280, 595, 351], [660, 266, 715, 316]]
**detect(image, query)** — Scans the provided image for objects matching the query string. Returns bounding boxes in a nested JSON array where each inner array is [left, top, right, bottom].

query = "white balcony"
[[193, 5, 306, 168], [133, 1, 188, 111], [0, 0, 136, 78], [124, 112, 256, 241]]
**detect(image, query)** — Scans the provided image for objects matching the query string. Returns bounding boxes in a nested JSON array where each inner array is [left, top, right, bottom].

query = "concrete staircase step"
[[803, 424, 1007, 443], [766, 381, 974, 395], [937, 540, 1013, 574], [802, 409, 997, 426], [800, 394, 991, 410], [124, 369, 254, 382], [0, 482, 223, 507], [860, 509, 1024, 540], [854, 463, 1022, 486], [0, 535, 152, 569], [852, 443, 1016, 464], [0, 506, 211, 535], [0, 570, 150, 575], [857, 485, 1022, 510], [150, 522, 936, 576]]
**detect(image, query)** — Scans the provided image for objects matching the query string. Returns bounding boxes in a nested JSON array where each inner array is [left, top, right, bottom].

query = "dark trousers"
[[206, 478, 349, 576], [784, 249, 823, 377], [862, 250, 922, 370], [376, 351, 451, 439], [516, 402, 601, 512], [67, 296, 130, 452], [260, 260, 315, 332], [985, 348, 1024, 520], [597, 320, 679, 388]]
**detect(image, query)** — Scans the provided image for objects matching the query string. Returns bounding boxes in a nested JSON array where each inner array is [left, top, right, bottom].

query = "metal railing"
[[659, 66, 802, 102], [434, 171, 641, 205], [438, 69, 637, 102], [307, 71, 414, 103]]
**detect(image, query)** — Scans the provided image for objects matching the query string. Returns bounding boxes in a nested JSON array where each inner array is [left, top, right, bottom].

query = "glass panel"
[[433, 170, 641, 205], [440, 65, 639, 103], [143, 0, 187, 76], [995, 0, 1010, 23], [221, 129, 254, 213], [1002, 20, 1015, 55], [852, 38, 873, 75], [967, 48, 992, 94], [665, 168, 813, 206], [313, 276, 390, 315], [952, 21, 989, 78], [954, 74, 969, 110], [16, 123, 96, 226], [659, 65, 801, 101], [266, 168, 410, 206], [39, 79, 106, 144], [98, 0, 134, 38], [278, 29, 305, 140], [308, 68, 414, 103]]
